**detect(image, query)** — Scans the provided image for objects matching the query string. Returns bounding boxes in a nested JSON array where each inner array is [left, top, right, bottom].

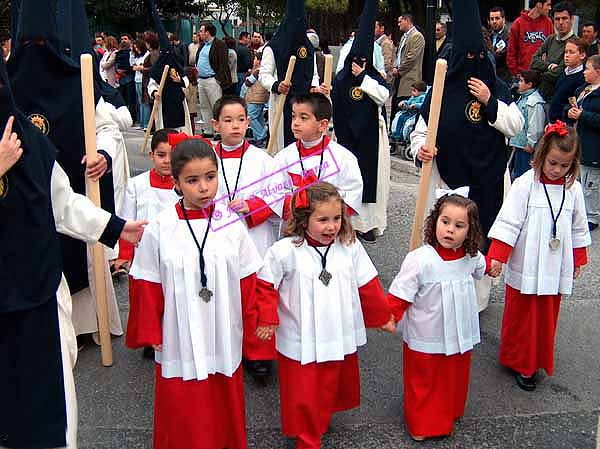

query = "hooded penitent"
[[331, 0, 388, 203], [419, 0, 512, 238], [56, 0, 127, 108], [0, 50, 67, 449], [267, 0, 315, 147], [8, 0, 115, 294], [148, 0, 186, 128]]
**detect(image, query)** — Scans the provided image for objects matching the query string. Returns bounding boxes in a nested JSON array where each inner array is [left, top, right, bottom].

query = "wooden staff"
[[267, 56, 296, 156], [323, 54, 333, 92], [80, 54, 113, 366], [141, 64, 170, 153], [409, 59, 448, 251]]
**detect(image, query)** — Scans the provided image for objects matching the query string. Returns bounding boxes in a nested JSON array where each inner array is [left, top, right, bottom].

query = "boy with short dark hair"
[[210, 95, 284, 379], [274, 92, 364, 221]]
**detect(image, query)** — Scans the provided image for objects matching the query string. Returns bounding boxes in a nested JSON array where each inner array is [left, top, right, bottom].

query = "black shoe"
[[515, 373, 536, 391], [589, 222, 598, 231], [243, 358, 272, 378], [357, 230, 377, 244], [142, 346, 155, 359]]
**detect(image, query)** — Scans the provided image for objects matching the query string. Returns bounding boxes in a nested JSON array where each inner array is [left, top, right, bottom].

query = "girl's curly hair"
[[284, 181, 355, 246], [423, 194, 482, 256]]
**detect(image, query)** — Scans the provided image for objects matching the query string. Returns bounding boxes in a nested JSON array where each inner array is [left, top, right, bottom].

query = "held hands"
[[82, 153, 108, 181], [228, 198, 250, 214], [120, 219, 148, 244], [489, 259, 503, 278], [256, 324, 277, 341], [380, 315, 397, 333], [567, 107, 582, 120], [416, 145, 437, 163], [278, 81, 291, 95], [0, 116, 23, 178], [467, 78, 491, 106], [351, 61, 366, 77]]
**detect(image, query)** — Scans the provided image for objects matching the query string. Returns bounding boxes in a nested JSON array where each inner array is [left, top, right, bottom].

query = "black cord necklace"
[[541, 177, 566, 251], [297, 136, 326, 181], [180, 199, 214, 302], [311, 239, 334, 286], [218, 140, 247, 202]]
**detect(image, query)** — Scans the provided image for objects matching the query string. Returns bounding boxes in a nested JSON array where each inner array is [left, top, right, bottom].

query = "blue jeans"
[[136, 81, 150, 128], [236, 73, 246, 96], [247, 102, 267, 141], [511, 147, 533, 180]]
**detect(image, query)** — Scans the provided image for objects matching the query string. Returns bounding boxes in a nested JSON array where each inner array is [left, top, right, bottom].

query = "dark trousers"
[[119, 82, 137, 123]]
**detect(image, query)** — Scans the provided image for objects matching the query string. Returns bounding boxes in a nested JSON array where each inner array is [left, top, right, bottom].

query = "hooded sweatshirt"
[[506, 10, 554, 76]]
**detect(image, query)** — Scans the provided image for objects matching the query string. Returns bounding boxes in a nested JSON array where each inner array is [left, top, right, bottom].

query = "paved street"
[[75, 129, 600, 449]]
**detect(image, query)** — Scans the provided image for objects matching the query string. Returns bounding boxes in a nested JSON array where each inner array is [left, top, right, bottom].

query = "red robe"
[[488, 177, 588, 377], [387, 245, 487, 438], [127, 252, 257, 449], [256, 236, 391, 449]]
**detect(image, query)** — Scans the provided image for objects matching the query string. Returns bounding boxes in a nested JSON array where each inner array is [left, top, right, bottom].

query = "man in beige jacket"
[[391, 14, 425, 120]]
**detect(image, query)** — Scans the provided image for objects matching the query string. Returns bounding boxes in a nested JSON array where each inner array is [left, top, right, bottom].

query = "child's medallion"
[[199, 287, 213, 303], [549, 238, 560, 251], [319, 269, 332, 286]]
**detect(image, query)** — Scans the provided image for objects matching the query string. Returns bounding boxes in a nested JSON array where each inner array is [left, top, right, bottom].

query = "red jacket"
[[507, 10, 554, 76]]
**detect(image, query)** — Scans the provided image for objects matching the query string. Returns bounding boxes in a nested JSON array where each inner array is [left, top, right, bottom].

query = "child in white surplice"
[[388, 191, 497, 441], [128, 138, 262, 449], [255, 181, 394, 449], [488, 121, 591, 392], [211, 95, 284, 379]]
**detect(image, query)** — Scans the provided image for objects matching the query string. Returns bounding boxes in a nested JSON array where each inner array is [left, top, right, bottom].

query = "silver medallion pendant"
[[549, 238, 560, 251], [318, 269, 332, 286], [199, 287, 213, 303]]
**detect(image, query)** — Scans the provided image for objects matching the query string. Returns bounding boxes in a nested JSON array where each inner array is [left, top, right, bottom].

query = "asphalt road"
[[75, 129, 600, 449]]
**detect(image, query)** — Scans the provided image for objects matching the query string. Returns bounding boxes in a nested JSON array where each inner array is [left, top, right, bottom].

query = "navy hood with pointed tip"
[[147, 0, 186, 128], [332, 0, 388, 203], [8, 0, 116, 294]]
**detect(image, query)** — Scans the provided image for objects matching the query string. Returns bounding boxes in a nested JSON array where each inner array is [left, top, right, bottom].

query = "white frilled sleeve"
[[51, 162, 111, 243], [359, 74, 390, 107], [258, 46, 278, 92], [487, 174, 531, 246], [388, 250, 421, 303], [489, 100, 524, 138], [257, 242, 286, 289], [572, 182, 593, 248], [129, 218, 161, 283]]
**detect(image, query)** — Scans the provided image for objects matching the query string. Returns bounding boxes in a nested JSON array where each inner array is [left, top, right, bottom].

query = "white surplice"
[[488, 169, 591, 296], [389, 245, 485, 355], [258, 237, 377, 364], [129, 206, 262, 381]]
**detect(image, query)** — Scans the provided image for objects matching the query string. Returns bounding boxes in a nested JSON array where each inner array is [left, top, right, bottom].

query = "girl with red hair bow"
[[255, 181, 394, 449], [488, 121, 591, 392]]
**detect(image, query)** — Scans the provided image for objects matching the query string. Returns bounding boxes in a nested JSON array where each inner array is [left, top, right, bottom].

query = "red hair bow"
[[293, 176, 316, 210], [168, 133, 214, 148], [544, 120, 569, 138]]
